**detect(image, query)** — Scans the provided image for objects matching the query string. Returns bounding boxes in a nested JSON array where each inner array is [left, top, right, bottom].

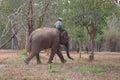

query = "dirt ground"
[[0, 50, 120, 80]]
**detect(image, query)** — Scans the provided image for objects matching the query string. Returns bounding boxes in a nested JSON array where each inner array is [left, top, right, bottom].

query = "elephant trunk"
[[65, 42, 74, 60]]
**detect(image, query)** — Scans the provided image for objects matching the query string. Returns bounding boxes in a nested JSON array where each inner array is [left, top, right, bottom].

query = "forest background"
[[0, 0, 120, 52]]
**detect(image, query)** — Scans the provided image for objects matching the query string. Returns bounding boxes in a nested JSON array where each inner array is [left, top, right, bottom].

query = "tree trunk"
[[85, 21, 95, 61], [12, 28, 23, 50], [27, 0, 34, 35], [26, 0, 34, 50], [11, 38, 14, 49]]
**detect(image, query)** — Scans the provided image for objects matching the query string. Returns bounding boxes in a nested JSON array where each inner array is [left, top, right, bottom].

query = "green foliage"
[[0, 0, 120, 51], [60, 0, 120, 51], [70, 26, 87, 41], [0, 0, 23, 13], [102, 14, 120, 52]]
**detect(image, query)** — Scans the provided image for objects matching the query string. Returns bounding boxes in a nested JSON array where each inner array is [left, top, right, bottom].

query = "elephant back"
[[31, 27, 59, 38], [28, 27, 60, 50]]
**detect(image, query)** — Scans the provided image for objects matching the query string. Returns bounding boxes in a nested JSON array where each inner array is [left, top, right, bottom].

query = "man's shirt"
[[54, 21, 62, 29]]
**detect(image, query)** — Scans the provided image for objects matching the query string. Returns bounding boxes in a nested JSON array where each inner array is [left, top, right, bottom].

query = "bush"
[[102, 29, 120, 52]]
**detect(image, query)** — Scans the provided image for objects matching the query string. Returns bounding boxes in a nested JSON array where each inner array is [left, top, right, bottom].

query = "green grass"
[[18, 49, 27, 59], [75, 66, 106, 73], [48, 63, 62, 73], [19, 49, 27, 55]]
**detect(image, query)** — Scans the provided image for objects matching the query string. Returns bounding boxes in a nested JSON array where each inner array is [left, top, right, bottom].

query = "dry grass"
[[0, 50, 120, 80]]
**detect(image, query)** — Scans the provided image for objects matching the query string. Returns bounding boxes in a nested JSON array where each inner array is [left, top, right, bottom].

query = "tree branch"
[[0, 28, 21, 49]]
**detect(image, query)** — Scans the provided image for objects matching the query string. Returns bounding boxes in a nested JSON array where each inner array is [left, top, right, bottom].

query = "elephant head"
[[60, 30, 74, 60]]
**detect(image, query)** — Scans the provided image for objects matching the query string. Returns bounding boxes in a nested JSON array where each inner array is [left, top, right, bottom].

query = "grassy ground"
[[0, 50, 120, 80]]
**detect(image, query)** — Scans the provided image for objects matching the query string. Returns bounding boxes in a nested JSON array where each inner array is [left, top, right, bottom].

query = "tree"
[[102, 14, 120, 52], [0, 0, 62, 49], [60, 0, 120, 60], [0, 0, 25, 49], [0, 0, 120, 53]]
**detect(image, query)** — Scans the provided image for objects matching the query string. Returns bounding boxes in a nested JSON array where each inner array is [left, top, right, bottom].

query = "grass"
[[48, 63, 62, 73], [0, 50, 120, 80], [75, 66, 106, 73], [18, 49, 27, 59], [0, 76, 7, 80], [19, 49, 27, 55]]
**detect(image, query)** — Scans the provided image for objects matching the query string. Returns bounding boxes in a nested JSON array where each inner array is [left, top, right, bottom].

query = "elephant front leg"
[[56, 49, 66, 63], [47, 49, 56, 64], [36, 54, 41, 64]]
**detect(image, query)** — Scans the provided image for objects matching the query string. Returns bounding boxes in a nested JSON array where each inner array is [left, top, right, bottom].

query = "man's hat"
[[58, 18, 62, 21]]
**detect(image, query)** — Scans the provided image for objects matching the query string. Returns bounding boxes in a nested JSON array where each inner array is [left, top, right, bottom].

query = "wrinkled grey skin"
[[24, 27, 73, 64]]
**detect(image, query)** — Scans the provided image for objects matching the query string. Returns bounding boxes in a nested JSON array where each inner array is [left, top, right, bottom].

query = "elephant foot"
[[61, 59, 66, 63], [24, 59, 29, 64]]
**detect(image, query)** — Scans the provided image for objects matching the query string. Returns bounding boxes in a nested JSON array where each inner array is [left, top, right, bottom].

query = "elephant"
[[24, 27, 74, 64]]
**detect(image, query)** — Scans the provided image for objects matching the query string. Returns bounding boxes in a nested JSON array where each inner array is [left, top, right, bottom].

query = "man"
[[54, 18, 64, 51], [54, 18, 63, 31]]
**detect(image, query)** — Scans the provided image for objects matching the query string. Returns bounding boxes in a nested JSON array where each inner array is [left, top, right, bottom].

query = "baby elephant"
[[24, 27, 73, 64]]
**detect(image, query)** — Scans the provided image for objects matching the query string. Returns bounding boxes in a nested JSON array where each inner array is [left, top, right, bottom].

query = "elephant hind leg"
[[36, 54, 41, 64], [24, 53, 36, 64], [24, 47, 39, 64]]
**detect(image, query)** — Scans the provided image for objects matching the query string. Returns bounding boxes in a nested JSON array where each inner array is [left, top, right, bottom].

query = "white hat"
[[58, 18, 62, 21]]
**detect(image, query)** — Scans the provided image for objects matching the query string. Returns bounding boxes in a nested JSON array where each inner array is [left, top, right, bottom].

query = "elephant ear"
[[62, 31, 69, 40]]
